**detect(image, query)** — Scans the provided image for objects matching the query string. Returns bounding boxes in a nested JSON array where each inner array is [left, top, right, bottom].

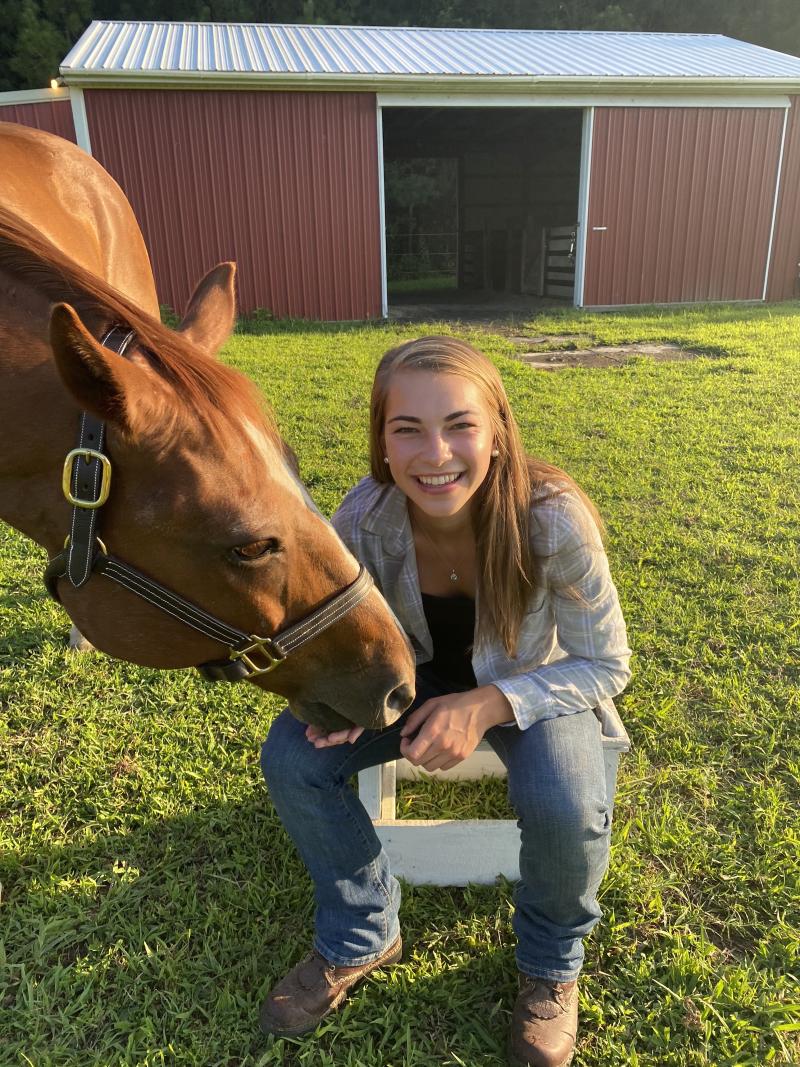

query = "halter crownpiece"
[[45, 325, 374, 681]]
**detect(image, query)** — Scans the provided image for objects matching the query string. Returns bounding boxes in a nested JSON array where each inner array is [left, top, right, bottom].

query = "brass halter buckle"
[[62, 449, 112, 509], [230, 635, 287, 677]]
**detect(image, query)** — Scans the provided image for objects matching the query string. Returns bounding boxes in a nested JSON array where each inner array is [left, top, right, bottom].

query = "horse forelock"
[[0, 206, 283, 452]]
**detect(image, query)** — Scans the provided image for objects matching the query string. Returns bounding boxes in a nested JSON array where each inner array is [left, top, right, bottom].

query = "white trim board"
[[763, 106, 790, 301], [69, 87, 92, 155], [377, 92, 791, 110], [574, 107, 595, 309], [0, 87, 70, 105], [376, 104, 388, 319]]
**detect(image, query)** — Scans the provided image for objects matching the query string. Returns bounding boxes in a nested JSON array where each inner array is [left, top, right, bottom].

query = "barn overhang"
[[60, 70, 800, 99]]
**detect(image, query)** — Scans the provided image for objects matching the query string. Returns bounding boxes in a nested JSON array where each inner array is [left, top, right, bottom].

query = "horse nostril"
[[387, 683, 414, 714]]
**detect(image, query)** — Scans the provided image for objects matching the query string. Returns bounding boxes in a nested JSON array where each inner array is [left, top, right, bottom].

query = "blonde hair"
[[369, 336, 603, 656]]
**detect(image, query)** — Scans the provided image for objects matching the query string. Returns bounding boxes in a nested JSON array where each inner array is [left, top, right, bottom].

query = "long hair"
[[369, 336, 603, 656]]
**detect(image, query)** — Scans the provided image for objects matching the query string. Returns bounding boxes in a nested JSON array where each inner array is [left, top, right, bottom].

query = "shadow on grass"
[[2, 793, 523, 1063]]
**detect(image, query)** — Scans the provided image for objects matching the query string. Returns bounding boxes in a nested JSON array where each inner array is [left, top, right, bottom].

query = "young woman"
[[259, 337, 631, 1067]]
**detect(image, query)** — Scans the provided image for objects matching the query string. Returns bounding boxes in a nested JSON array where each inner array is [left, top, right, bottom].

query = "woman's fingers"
[[305, 724, 365, 747], [399, 699, 436, 738]]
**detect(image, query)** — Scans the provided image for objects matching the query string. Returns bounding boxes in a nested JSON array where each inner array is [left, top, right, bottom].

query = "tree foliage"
[[1, 0, 798, 91]]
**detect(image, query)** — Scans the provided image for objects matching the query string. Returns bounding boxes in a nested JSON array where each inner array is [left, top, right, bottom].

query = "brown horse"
[[0, 122, 414, 732]]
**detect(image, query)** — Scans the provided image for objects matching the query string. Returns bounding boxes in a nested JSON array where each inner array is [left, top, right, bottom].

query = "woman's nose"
[[422, 432, 451, 464]]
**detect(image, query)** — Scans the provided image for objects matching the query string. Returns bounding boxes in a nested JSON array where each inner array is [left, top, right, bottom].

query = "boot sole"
[[260, 939, 403, 1038]]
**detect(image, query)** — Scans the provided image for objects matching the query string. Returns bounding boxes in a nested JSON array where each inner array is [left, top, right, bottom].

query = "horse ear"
[[176, 262, 236, 358], [49, 303, 161, 434]]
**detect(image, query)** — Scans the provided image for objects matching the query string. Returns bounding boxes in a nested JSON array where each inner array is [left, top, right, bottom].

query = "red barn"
[[6, 22, 800, 319]]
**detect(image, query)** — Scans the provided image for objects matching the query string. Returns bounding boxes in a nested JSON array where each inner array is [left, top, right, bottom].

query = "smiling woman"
[[259, 336, 633, 1067]]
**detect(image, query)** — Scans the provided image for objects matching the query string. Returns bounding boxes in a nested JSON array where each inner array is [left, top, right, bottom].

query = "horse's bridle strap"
[[45, 323, 375, 682], [45, 544, 373, 680]]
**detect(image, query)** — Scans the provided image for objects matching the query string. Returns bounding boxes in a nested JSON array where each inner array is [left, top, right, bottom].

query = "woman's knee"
[[260, 709, 313, 791]]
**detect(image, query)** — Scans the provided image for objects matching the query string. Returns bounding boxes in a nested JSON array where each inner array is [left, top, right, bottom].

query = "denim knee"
[[260, 709, 348, 798], [508, 771, 609, 841], [260, 710, 312, 794]]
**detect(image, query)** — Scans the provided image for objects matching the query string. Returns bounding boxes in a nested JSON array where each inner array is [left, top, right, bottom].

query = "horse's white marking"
[[243, 421, 314, 509]]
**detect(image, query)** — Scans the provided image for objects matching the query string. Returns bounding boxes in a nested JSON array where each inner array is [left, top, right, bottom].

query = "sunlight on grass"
[[2, 303, 799, 1065]]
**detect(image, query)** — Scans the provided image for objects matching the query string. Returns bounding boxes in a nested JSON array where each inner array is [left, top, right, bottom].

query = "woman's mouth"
[[414, 471, 465, 488]]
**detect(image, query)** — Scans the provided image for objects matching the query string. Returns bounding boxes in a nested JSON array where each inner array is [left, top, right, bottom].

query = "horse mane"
[[0, 205, 283, 450]]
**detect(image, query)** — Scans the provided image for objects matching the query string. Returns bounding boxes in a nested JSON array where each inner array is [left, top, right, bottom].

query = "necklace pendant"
[[449, 569, 458, 582]]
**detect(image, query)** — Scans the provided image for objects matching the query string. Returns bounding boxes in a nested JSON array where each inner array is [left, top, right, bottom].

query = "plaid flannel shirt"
[[332, 477, 632, 732]]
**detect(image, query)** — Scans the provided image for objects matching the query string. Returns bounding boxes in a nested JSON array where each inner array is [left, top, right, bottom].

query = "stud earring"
[[384, 456, 390, 464], [491, 449, 500, 458]]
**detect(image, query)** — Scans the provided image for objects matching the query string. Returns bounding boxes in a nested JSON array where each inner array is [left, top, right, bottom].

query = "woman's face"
[[382, 369, 495, 522]]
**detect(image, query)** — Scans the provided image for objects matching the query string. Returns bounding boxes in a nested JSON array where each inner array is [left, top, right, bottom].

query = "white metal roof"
[[61, 21, 800, 90]]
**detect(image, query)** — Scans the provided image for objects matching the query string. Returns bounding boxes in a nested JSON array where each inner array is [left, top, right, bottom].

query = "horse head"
[[46, 264, 415, 732]]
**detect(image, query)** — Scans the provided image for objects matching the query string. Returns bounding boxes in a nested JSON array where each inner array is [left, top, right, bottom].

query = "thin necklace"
[[413, 519, 460, 583]]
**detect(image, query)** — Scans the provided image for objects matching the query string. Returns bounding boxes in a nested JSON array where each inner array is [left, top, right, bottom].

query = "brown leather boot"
[[259, 936, 403, 1037], [508, 975, 578, 1067]]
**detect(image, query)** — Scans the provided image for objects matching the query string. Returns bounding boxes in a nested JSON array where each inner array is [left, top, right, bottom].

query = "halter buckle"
[[62, 449, 112, 509], [230, 635, 287, 677]]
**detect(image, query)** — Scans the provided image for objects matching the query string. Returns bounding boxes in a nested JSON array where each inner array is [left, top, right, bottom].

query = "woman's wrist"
[[477, 685, 515, 729]]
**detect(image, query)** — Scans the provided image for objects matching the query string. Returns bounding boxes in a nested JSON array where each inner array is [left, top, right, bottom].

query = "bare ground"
[[507, 336, 703, 369]]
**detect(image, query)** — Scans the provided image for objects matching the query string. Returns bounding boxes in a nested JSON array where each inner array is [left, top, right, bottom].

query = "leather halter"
[[44, 326, 374, 682]]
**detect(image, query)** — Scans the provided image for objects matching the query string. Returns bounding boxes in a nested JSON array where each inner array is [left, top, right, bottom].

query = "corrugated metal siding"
[[0, 99, 76, 142], [583, 107, 785, 305], [83, 89, 381, 319], [64, 21, 800, 82], [766, 96, 800, 300]]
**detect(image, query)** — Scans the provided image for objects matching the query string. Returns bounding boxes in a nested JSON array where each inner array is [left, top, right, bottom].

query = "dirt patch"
[[510, 338, 702, 369]]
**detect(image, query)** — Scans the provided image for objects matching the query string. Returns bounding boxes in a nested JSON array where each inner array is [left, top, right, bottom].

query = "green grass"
[[2, 302, 799, 1065]]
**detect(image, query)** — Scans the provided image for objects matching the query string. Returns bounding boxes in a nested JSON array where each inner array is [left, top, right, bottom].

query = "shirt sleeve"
[[491, 494, 632, 730]]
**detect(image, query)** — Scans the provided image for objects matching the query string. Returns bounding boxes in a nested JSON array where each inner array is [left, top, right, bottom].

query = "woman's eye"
[[232, 538, 280, 561]]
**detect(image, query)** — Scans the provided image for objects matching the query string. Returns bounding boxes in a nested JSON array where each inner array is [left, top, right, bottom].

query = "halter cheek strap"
[[45, 325, 374, 682]]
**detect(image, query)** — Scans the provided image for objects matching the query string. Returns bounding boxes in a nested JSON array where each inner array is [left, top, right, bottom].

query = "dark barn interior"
[[381, 107, 583, 310]]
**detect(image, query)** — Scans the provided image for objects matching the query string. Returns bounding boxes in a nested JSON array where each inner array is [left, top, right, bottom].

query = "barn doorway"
[[380, 107, 584, 318]]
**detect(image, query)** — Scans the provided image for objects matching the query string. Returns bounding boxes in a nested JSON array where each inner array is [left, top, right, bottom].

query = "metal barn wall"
[[0, 99, 76, 142], [766, 96, 800, 301], [583, 107, 785, 306], [83, 89, 382, 319]]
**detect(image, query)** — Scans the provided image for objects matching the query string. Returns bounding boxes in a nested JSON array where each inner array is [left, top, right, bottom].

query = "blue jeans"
[[260, 674, 612, 982]]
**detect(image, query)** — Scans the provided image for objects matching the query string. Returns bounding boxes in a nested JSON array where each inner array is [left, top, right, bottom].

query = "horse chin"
[[289, 700, 360, 733]]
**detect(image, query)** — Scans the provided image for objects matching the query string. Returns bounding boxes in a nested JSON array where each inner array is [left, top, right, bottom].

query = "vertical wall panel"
[[0, 100, 76, 142], [766, 96, 800, 301], [84, 89, 382, 320], [584, 107, 785, 306]]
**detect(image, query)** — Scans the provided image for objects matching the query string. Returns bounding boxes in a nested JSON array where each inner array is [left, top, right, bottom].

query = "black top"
[[417, 592, 477, 691]]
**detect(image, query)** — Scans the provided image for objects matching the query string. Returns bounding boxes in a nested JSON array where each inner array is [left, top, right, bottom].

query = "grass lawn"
[[2, 302, 799, 1066]]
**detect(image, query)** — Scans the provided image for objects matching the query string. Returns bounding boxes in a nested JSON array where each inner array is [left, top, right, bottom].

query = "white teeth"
[[417, 472, 462, 486]]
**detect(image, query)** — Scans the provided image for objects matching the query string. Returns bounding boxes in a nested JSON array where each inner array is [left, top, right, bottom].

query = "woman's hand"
[[399, 685, 514, 772], [305, 723, 365, 748]]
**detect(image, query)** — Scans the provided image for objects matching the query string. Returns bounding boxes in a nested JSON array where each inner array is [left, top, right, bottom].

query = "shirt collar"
[[358, 480, 412, 556]]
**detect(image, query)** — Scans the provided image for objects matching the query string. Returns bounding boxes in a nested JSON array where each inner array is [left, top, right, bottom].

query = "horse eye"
[[232, 538, 280, 561]]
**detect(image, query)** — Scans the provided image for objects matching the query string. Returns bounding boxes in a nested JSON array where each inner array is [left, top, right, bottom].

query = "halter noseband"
[[44, 326, 373, 682]]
